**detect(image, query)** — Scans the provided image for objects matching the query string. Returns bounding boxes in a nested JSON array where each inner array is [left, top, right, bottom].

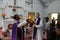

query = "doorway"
[[48, 12, 58, 24]]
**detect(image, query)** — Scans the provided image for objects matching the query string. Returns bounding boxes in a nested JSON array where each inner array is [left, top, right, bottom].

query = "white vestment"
[[36, 18, 43, 40], [44, 22, 50, 39], [18, 20, 27, 27]]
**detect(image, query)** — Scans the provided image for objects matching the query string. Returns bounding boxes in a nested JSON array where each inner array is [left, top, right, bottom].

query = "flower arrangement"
[[2, 12, 6, 19]]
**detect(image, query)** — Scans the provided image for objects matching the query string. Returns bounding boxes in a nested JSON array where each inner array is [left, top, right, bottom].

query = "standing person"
[[33, 13, 43, 40], [44, 17, 50, 40], [49, 17, 56, 40], [52, 17, 55, 27], [49, 23, 56, 40], [12, 14, 22, 40]]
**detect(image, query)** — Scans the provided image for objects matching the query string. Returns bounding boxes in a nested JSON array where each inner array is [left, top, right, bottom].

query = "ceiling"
[[40, 0, 55, 7]]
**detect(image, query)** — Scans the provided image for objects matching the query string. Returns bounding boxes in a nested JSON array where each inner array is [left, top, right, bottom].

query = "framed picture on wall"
[[28, 12, 35, 22]]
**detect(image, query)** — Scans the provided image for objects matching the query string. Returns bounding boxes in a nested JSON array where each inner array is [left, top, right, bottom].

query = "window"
[[51, 13, 58, 24]]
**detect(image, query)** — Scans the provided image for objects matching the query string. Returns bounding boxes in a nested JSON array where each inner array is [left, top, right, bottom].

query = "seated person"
[[6, 24, 13, 37]]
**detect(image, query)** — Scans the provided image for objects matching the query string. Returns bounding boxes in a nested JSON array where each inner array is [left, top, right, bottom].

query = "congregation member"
[[52, 17, 55, 27], [6, 24, 13, 37], [44, 17, 50, 40], [48, 23, 56, 40], [33, 13, 43, 40]]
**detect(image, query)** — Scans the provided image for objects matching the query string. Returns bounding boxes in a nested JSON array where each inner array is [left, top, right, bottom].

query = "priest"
[[33, 13, 43, 40], [12, 14, 23, 40]]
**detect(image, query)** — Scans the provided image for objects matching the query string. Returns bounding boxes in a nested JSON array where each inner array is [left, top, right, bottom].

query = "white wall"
[[1, 0, 60, 19], [16, 0, 45, 19], [45, 0, 60, 16], [33, 0, 44, 18]]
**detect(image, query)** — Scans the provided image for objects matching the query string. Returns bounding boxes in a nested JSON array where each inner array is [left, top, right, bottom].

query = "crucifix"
[[8, 0, 23, 12], [13, 0, 16, 12]]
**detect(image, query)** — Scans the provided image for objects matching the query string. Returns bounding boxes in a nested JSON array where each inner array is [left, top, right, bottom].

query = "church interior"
[[0, 0, 60, 40]]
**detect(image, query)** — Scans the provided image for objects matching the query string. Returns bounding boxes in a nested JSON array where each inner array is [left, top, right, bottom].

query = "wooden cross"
[[8, 0, 23, 12]]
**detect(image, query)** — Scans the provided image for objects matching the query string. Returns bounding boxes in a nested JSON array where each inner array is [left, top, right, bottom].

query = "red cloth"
[[44, 30, 49, 40], [2, 31, 7, 37]]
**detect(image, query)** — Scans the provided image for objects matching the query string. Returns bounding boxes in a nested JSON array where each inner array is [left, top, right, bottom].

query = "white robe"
[[18, 20, 27, 27], [44, 22, 50, 39], [36, 19, 43, 40]]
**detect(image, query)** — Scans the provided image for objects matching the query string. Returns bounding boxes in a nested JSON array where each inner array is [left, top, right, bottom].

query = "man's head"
[[45, 17, 49, 22], [36, 12, 40, 18], [8, 24, 13, 29]]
